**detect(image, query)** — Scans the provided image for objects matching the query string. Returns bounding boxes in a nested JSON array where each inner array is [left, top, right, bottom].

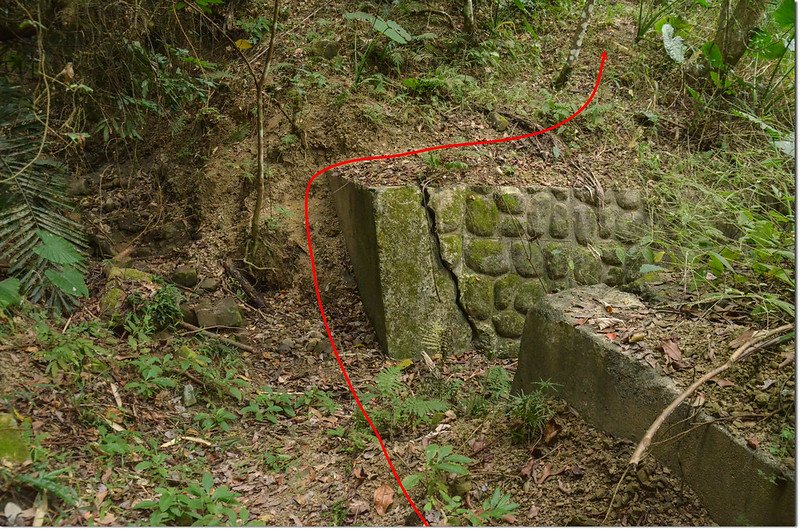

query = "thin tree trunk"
[[249, 0, 280, 253], [553, 0, 595, 90], [463, 0, 475, 38], [712, 0, 769, 70]]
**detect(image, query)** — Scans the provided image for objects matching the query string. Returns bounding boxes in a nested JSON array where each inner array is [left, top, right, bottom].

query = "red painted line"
[[304, 51, 607, 526]]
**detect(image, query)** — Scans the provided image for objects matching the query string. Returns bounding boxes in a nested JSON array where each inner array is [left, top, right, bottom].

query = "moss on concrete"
[[494, 274, 521, 310], [439, 234, 463, 267], [464, 239, 509, 275], [465, 194, 499, 236], [461, 273, 493, 321], [0, 414, 28, 465]]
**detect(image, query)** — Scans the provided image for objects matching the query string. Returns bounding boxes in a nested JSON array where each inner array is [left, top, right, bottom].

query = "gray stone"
[[99, 287, 126, 323], [464, 239, 509, 275], [310, 40, 338, 60], [461, 274, 493, 321], [277, 339, 294, 354], [197, 277, 220, 291], [494, 189, 525, 214], [551, 188, 569, 201], [180, 302, 198, 326], [429, 188, 466, 234], [0, 414, 28, 466], [605, 266, 624, 286], [439, 234, 462, 268], [173, 265, 199, 288], [573, 205, 598, 246], [512, 286, 795, 526], [183, 384, 197, 407], [499, 216, 526, 237], [598, 207, 616, 239], [571, 248, 603, 286], [543, 243, 569, 280], [615, 211, 646, 243], [492, 310, 526, 338], [494, 274, 521, 310], [600, 244, 625, 266], [549, 203, 570, 239], [573, 187, 600, 206], [527, 191, 553, 238], [465, 194, 500, 236], [195, 296, 244, 328], [511, 241, 545, 279], [488, 112, 509, 132], [616, 189, 641, 210]]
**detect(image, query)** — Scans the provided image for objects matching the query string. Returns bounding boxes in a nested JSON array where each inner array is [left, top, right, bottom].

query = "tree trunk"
[[713, 0, 769, 70], [463, 0, 475, 38], [553, 0, 596, 90]]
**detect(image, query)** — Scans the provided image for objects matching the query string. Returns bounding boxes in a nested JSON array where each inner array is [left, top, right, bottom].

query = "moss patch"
[[465, 194, 499, 236]]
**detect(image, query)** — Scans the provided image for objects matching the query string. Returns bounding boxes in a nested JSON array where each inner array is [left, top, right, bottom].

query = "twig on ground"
[[629, 323, 793, 467], [224, 259, 266, 309]]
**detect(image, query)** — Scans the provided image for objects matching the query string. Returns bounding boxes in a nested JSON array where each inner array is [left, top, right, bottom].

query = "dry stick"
[[223, 258, 266, 309], [629, 323, 793, 468], [179, 321, 256, 353]]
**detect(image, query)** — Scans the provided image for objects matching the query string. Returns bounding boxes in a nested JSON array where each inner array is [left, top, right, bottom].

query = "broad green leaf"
[[0, 277, 21, 309], [774, 0, 795, 29], [702, 41, 723, 69], [436, 462, 469, 475], [662, 24, 687, 64], [639, 264, 666, 274], [202, 473, 214, 492], [33, 230, 83, 265], [44, 266, 88, 298], [400, 472, 423, 491], [708, 251, 734, 272]]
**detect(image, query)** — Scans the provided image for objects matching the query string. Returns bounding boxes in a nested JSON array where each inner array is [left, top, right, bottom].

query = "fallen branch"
[[179, 321, 256, 354], [223, 259, 266, 309], [629, 323, 793, 467]]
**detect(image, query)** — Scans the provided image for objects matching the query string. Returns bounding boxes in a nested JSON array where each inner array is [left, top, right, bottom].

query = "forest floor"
[[1, 0, 795, 526]]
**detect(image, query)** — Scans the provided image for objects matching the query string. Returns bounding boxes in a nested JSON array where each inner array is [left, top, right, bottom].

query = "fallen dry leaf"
[[758, 379, 776, 390], [661, 339, 682, 362], [520, 458, 536, 479], [527, 504, 540, 518], [729, 329, 754, 349], [348, 499, 369, 516], [746, 436, 761, 449], [710, 377, 735, 388], [543, 418, 561, 445], [500, 514, 517, 523], [373, 483, 394, 516], [535, 463, 553, 485], [468, 436, 488, 453]]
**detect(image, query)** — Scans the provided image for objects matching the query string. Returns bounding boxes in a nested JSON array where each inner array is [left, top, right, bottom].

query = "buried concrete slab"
[[511, 285, 795, 526], [329, 174, 471, 359]]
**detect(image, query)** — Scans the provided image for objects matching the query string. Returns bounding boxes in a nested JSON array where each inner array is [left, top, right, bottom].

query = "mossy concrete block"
[[511, 241, 545, 279], [465, 194, 499, 236], [605, 266, 624, 286], [331, 176, 471, 359], [600, 244, 625, 266], [429, 187, 467, 234], [494, 188, 525, 214], [464, 239, 509, 275], [494, 274, 521, 310], [527, 191, 553, 238], [551, 188, 569, 201], [513, 285, 795, 526], [598, 207, 616, 239], [0, 414, 28, 466], [196, 296, 244, 328], [573, 205, 598, 246], [549, 202, 571, 239], [460, 273, 493, 321], [492, 310, 525, 338]]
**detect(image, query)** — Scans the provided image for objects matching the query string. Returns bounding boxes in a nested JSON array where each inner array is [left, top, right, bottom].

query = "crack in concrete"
[[418, 184, 478, 344]]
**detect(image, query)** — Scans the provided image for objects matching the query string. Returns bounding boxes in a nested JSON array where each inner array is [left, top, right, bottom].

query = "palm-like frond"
[[0, 80, 88, 312]]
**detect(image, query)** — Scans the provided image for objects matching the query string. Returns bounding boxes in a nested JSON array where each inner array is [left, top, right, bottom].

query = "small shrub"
[[401, 444, 473, 498], [506, 381, 556, 443]]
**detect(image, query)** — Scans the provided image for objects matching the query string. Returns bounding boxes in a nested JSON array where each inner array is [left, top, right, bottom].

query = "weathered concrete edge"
[[329, 174, 388, 352], [511, 292, 795, 526]]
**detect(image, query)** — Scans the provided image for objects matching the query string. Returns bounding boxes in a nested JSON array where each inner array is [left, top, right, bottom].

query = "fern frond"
[[0, 80, 88, 313], [375, 366, 404, 398], [403, 397, 449, 419], [420, 318, 444, 355]]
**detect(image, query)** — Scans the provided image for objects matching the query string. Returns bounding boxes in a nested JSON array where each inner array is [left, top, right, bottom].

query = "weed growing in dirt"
[[506, 381, 557, 443], [133, 473, 249, 525], [125, 283, 183, 332], [239, 387, 297, 424], [770, 426, 795, 459], [427, 487, 520, 526], [323, 499, 348, 526], [401, 443, 473, 498], [194, 406, 238, 433], [33, 321, 111, 383], [361, 366, 450, 436]]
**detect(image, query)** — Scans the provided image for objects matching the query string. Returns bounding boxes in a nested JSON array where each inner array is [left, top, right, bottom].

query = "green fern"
[[420, 319, 444, 356], [402, 396, 449, 420], [375, 366, 404, 397], [0, 80, 88, 312]]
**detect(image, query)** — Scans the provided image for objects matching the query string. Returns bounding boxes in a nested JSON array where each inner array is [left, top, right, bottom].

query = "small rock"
[[172, 265, 199, 288], [99, 287, 126, 321], [754, 392, 770, 406], [195, 297, 244, 328], [67, 177, 91, 196], [101, 197, 120, 212], [313, 339, 332, 355], [488, 111, 509, 132], [180, 303, 198, 326], [197, 278, 220, 292], [3, 502, 22, 525], [310, 40, 338, 60], [183, 384, 197, 407], [277, 339, 294, 354], [106, 266, 152, 283]]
